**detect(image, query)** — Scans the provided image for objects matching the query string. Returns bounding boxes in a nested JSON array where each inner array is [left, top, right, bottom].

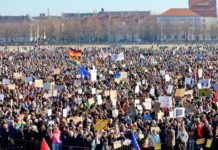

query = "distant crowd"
[[0, 45, 218, 150]]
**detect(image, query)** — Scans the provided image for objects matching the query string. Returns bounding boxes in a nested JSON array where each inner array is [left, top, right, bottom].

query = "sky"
[[0, 0, 189, 16]]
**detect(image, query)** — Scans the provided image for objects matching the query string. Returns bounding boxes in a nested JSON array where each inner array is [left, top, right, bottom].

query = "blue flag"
[[79, 66, 89, 79], [114, 71, 121, 78], [131, 131, 141, 150], [196, 51, 201, 61]]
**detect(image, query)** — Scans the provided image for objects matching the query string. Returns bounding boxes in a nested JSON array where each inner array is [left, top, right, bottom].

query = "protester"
[[0, 45, 218, 150]]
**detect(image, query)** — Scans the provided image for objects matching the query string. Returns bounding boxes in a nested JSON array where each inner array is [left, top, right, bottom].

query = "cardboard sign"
[[175, 89, 185, 97], [206, 139, 212, 148], [154, 144, 161, 150], [159, 96, 172, 108], [13, 73, 23, 79], [35, 79, 43, 88], [112, 109, 119, 118], [8, 84, 15, 90], [174, 107, 185, 118], [113, 140, 122, 149], [121, 72, 128, 80], [94, 119, 108, 131], [104, 90, 110, 96], [88, 98, 95, 106], [53, 69, 60, 75], [196, 138, 205, 145], [198, 88, 211, 97], [110, 90, 117, 105], [143, 98, 152, 110]]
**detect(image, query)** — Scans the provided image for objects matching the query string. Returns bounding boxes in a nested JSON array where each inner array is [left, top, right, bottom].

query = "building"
[[189, 0, 217, 18], [157, 8, 204, 41]]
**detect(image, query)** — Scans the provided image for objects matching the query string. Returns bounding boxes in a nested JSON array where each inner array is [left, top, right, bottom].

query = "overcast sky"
[[0, 0, 189, 16]]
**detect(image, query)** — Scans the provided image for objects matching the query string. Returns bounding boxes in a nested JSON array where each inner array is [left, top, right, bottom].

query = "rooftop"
[[160, 8, 201, 17]]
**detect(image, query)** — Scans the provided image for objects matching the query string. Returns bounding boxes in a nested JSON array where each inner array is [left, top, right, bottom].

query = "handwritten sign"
[[198, 88, 211, 97], [94, 119, 108, 131], [35, 79, 43, 88], [175, 89, 185, 97]]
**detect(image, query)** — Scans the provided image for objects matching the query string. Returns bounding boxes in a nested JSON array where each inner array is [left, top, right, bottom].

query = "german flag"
[[69, 48, 82, 57]]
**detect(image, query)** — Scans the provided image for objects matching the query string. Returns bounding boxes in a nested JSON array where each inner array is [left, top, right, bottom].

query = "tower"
[[189, 0, 217, 17]]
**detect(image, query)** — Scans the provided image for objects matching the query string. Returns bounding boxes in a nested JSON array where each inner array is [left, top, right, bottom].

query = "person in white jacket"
[[176, 126, 189, 150]]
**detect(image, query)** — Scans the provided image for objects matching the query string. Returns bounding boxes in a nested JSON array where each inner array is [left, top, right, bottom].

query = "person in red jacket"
[[194, 120, 203, 150]]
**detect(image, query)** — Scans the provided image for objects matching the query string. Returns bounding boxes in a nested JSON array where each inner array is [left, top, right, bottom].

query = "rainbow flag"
[[67, 56, 81, 66], [69, 48, 82, 57]]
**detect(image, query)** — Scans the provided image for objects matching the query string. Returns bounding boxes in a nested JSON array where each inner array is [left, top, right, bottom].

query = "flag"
[[79, 66, 89, 79], [40, 138, 50, 150], [69, 48, 82, 57], [131, 131, 141, 150], [196, 51, 201, 61], [214, 91, 218, 102], [114, 71, 121, 78], [67, 56, 81, 66]]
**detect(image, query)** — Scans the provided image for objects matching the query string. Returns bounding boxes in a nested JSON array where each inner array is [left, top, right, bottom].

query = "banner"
[[198, 88, 211, 97], [94, 119, 108, 131]]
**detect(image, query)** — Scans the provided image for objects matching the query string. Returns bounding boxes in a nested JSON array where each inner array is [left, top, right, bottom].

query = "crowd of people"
[[0, 45, 218, 150]]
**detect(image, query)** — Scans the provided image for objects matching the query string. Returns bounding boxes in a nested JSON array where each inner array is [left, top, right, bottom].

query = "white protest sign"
[[90, 69, 97, 82], [48, 109, 52, 116], [159, 96, 172, 108], [143, 98, 152, 110], [167, 85, 173, 94], [174, 107, 185, 118], [97, 95, 103, 105], [2, 79, 10, 85], [135, 86, 140, 93], [35, 79, 43, 88], [149, 88, 155, 96], [63, 108, 68, 118], [198, 69, 202, 78], [112, 109, 119, 118], [160, 70, 165, 76], [0, 94, 4, 101], [92, 88, 96, 95], [165, 74, 170, 82], [185, 77, 192, 85]]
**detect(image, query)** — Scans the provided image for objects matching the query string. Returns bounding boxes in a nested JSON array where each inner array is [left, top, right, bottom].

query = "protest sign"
[[174, 107, 185, 118], [160, 70, 165, 76], [97, 95, 103, 105], [110, 90, 117, 105], [213, 84, 218, 90], [159, 96, 172, 108], [113, 140, 122, 149], [92, 88, 96, 95], [198, 68, 203, 78], [135, 86, 139, 93], [143, 98, 152, 110], [47, 109, 52, 116], [90, 69, 97, 82], [0, 94, 4, 101], [88, 98, 95, 106], [214, 91, 218, 102], [175, 89, 185, 97], [123, 139, 131, 146], [2, 79, 10, 85], [63, 108, 68, 118], [185, 77, 192, 85], [13, 72, 23, 79], [44, 82, 50, 90], [196, 138, 205, 145], [167, 85, 173, 94], [197, 83, 202, 89], [78, 88, 82, 94], [149, 88, 155, 96], [94, 119, 108, 131], [198, 88, 211, 97], [35, 79, 43, 88], [25, 76, 33, 82], [165, 74, 170, 82], [112, 109, 119, 118], [53, 69, 60, 75], [8, 84, 15, 90], [206, 139, 212, 148]]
